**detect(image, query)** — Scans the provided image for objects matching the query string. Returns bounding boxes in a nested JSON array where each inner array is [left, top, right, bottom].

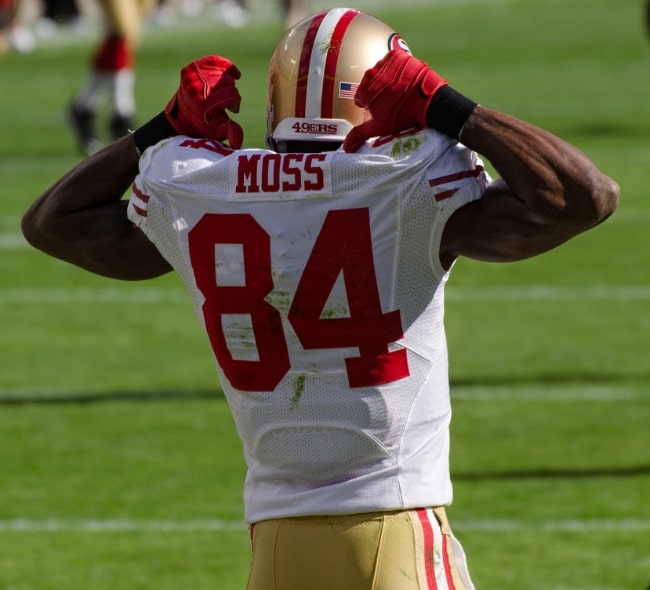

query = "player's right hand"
[[343, 50, 448, 152], [164, 55, 244, 148]]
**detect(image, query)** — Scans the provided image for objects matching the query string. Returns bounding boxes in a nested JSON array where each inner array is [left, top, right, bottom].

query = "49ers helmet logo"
[[388, 33, 411, 54]]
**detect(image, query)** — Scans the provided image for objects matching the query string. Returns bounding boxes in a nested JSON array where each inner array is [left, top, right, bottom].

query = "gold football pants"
[[247, 507, 474, 590]]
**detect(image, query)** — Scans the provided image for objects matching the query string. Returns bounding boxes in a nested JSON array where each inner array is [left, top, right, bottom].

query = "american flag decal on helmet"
[[339, 82, 359, 100]]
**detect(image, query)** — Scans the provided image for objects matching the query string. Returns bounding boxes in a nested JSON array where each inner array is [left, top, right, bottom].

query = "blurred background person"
[[6, 0, 87, 55], [43, 0, 80, 25], [280, 0, 306, 29], [217, 0, 247, 27], [216, 0, 308, 30], [66, 0, 155, 154]]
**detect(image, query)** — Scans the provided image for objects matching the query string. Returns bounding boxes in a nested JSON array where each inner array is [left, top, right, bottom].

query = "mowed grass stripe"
[[0, 385, 645, 402], [1, 286, 649, 303], [2, 211, 648, 250], [1, 517, 648, 533]]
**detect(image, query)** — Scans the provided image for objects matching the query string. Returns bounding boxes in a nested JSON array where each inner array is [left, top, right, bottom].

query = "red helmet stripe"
[[295, 11, 327, 118], [321, 9, 359, 118]]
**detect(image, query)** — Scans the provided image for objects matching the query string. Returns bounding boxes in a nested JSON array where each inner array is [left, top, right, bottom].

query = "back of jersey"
[[128, 130, 489, 522]]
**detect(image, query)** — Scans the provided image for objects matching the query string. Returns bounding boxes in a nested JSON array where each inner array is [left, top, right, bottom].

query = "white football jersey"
[[127, 130, 490, 523]]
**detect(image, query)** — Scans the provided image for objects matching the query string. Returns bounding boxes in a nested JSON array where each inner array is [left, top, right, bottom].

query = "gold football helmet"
[[266, 7, 411, 151]]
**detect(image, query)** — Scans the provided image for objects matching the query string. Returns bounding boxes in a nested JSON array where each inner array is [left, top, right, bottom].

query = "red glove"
[[165, 55, 244, 148], [343, 50, 448, 153]]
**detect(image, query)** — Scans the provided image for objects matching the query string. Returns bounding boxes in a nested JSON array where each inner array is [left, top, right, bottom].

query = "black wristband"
[[425, 86, 477, 140], [132, 111, 178, 154]]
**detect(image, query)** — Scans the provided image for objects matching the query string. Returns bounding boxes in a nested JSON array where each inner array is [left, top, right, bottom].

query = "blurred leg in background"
[[216, 0, 309, 31], [66, 0, 154, 153], [280, 0, 307, 30]]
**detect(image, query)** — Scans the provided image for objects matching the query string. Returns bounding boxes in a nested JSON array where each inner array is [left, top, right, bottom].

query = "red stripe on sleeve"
[[131, 183, 150, 218], [428, 165, 485, 188], [434, 188, 459, 202], [131, 204, 147, 217], [132, 184, 150, 203]]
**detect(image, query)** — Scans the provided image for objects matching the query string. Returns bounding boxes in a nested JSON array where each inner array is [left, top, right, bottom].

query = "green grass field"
[[1, 0, 649, 588]]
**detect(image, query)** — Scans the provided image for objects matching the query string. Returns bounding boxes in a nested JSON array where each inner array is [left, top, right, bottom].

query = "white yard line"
[[0, 287, 189, 304], [452, 386, 648, 401], [454, 518, 650, 532], [0, 518, 246, 532], [447, 285, 650, 302]]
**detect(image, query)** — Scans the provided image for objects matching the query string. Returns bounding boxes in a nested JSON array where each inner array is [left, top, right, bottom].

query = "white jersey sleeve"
[[127, 131, 491, 523]]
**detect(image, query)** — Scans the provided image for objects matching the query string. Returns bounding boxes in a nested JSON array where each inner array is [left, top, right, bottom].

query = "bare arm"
[[21, 135, 172, 280], [22, 55, 245, 281], [439, 106, 620, 268], [341, 50, 620, 269]]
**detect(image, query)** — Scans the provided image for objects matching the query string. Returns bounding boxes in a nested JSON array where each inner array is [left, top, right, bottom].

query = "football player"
[[23, 8, 619, 589], [66, 0, 155, 154], [217, 0, 309, 30]]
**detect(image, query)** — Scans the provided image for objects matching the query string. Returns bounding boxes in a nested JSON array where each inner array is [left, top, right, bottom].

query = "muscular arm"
[[440, 106, 620, 268], [341, 49, 619, 268], [21, 135, 172, 280]]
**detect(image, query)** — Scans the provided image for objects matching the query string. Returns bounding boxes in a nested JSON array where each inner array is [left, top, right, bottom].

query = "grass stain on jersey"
[[290, 374, 306, 410], [391, 135, 423, 158]]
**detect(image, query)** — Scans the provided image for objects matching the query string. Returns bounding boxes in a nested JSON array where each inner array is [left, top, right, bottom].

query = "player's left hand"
[[343, 50, 447, 153], [165, 55, 244, 148]]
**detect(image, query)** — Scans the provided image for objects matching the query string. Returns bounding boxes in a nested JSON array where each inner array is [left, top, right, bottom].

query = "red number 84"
[[188, 207, 410, 392]]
